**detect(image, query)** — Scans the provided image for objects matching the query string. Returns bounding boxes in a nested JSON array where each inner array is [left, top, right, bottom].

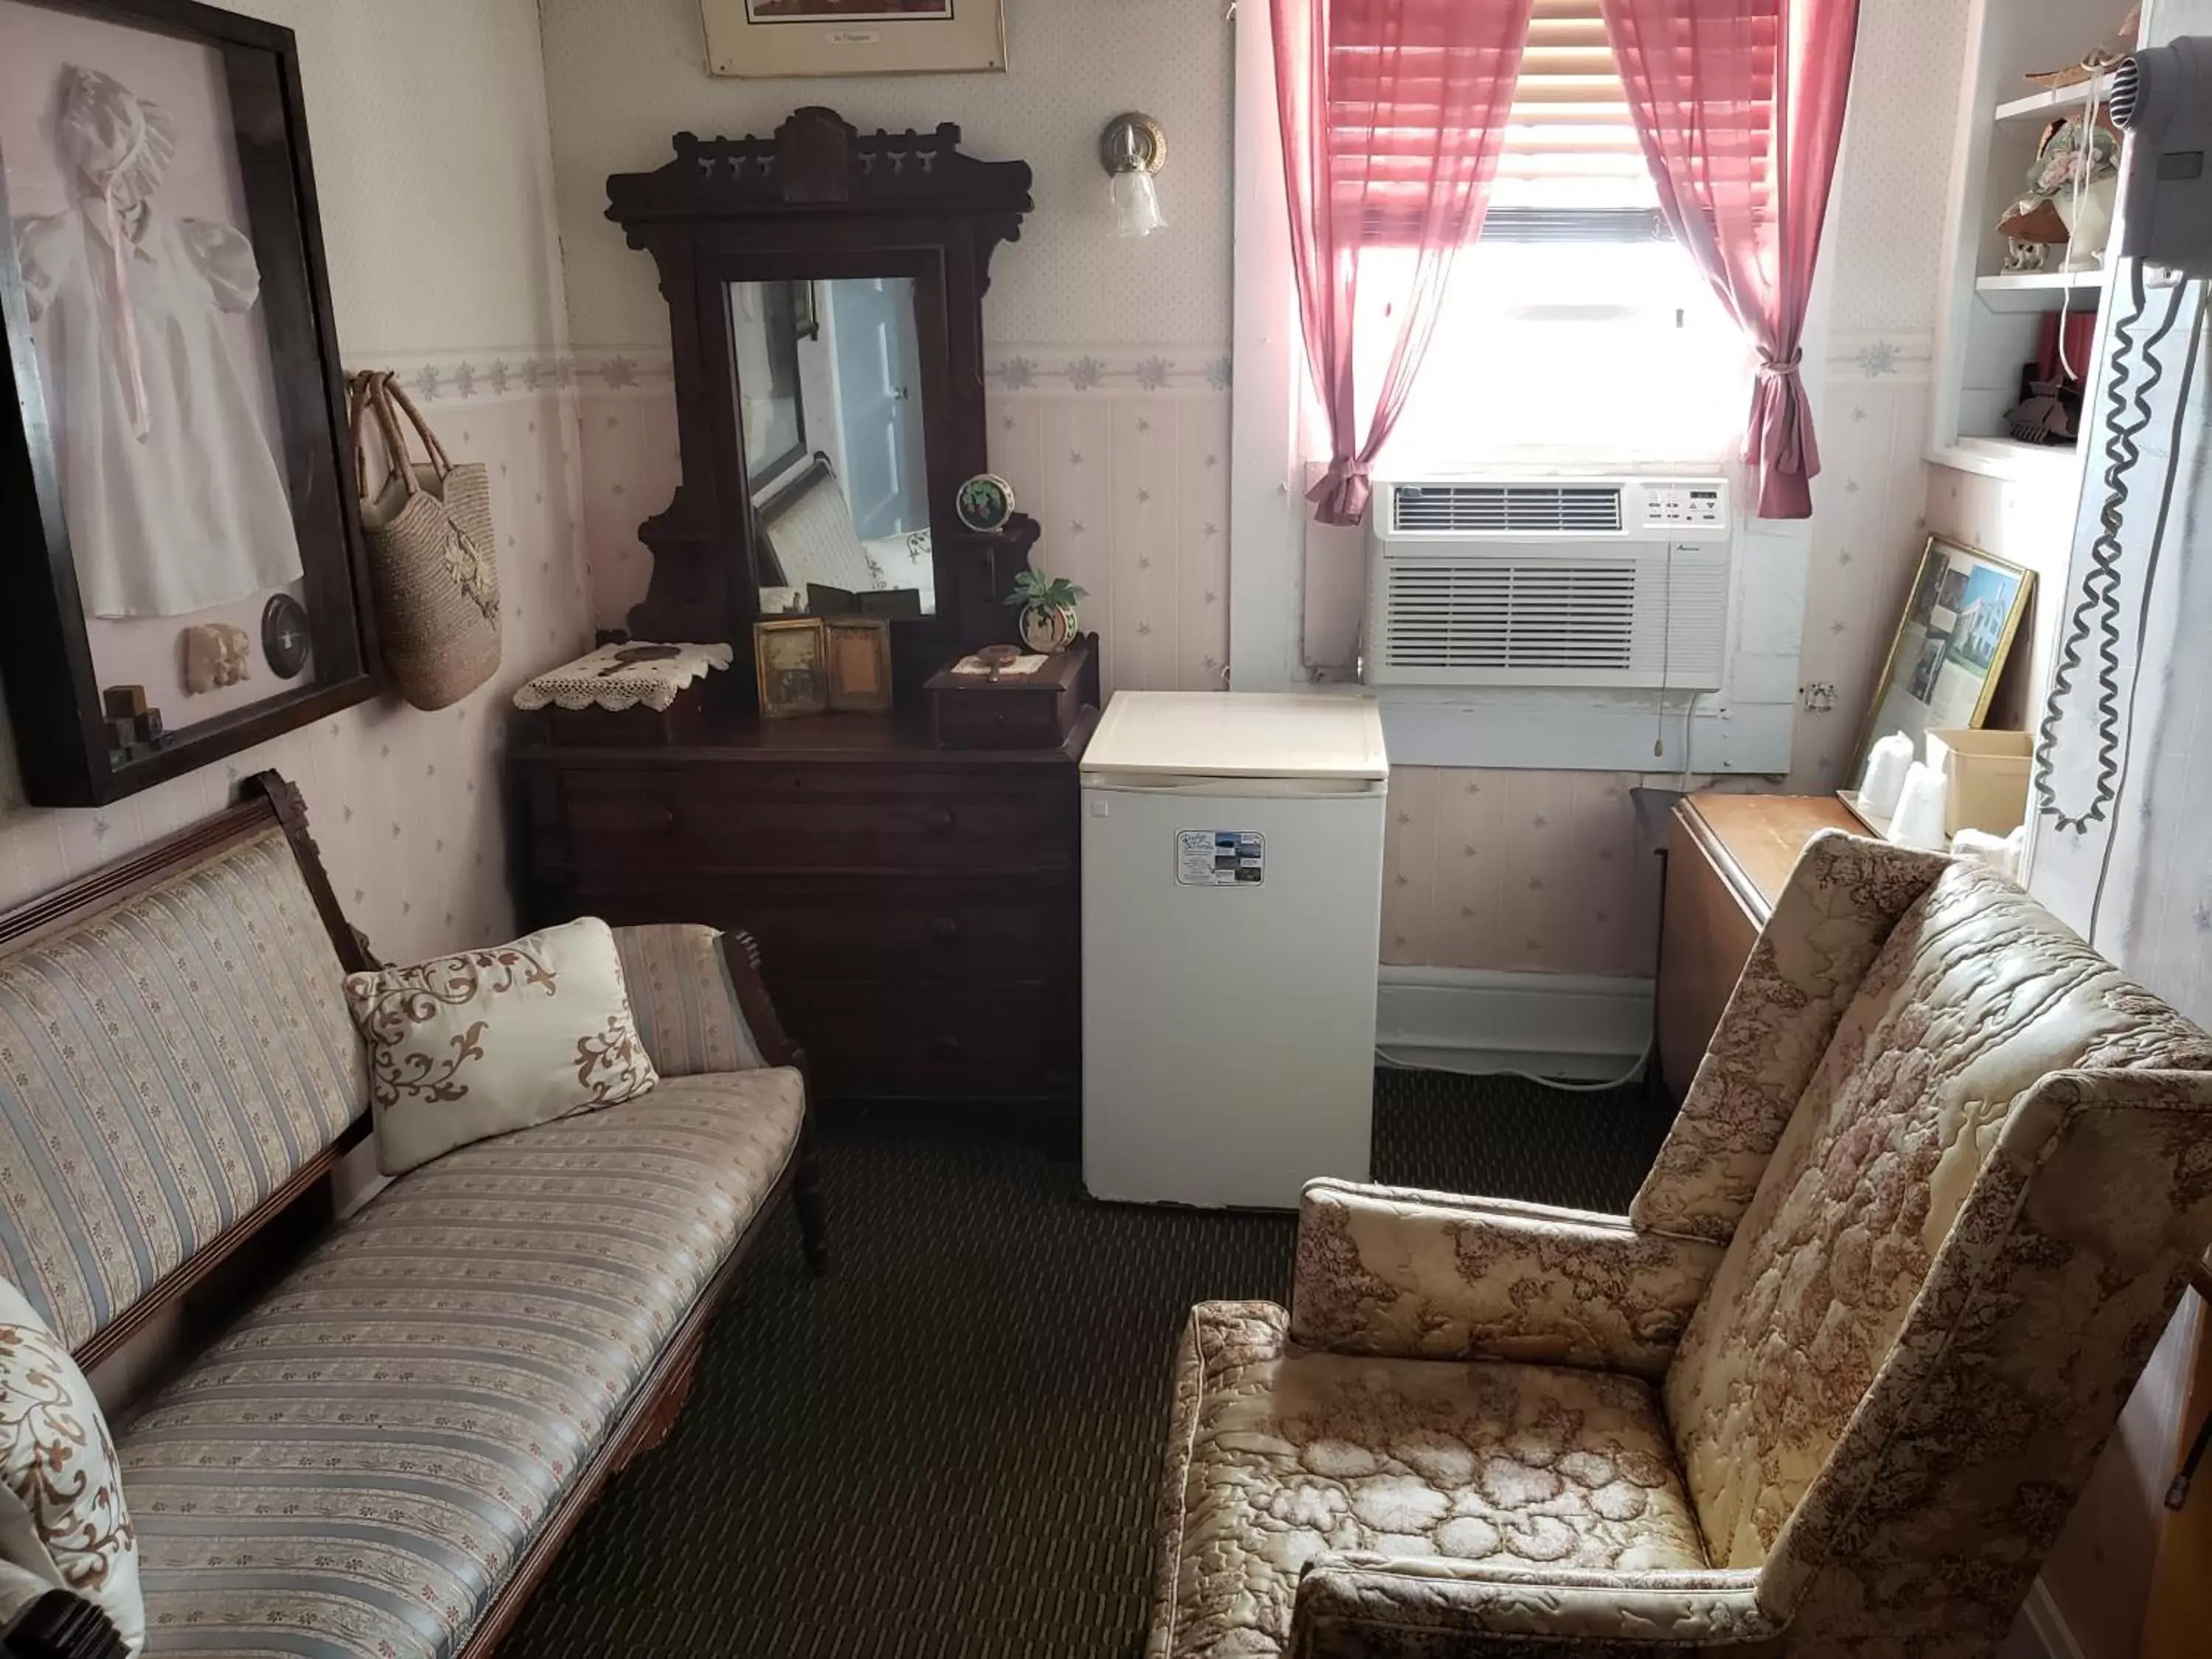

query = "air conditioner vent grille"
[[1382, 561, 1638, 672], [1393, 483, 1624, 535]]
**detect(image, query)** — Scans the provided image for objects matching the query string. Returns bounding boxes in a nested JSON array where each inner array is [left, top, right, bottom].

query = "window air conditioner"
[[1363, 476, 1733, 690]]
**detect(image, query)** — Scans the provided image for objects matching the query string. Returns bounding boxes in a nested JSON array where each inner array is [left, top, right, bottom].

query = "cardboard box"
[[1927, 728, 2031, 837]]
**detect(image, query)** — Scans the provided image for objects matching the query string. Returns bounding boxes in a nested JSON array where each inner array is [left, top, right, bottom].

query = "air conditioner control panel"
[[1637, 481, 1730, 532]]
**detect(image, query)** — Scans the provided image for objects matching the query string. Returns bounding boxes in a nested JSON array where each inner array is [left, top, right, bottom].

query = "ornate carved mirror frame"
[[606, 107, 1040, 710]]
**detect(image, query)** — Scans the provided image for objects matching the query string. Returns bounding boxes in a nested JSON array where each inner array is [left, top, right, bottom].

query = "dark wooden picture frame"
[[605, 107, 1041, 714], [0, 0, 375, 807]]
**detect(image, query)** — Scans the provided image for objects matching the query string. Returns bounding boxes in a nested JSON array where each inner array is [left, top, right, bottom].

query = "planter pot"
[[1019, 600, 1078, 654]]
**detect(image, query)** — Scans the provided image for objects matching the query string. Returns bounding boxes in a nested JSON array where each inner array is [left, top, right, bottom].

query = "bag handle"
[[348, 370, 457, 502], [378, 375, 456, 476], [347, 369, 392, 504]]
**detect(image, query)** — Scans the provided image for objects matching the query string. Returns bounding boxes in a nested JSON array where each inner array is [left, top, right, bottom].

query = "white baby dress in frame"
[[13, 66, 302, 619]]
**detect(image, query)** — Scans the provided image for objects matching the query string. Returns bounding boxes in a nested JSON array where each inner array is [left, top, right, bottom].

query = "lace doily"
[[512, 641, 734, 713]]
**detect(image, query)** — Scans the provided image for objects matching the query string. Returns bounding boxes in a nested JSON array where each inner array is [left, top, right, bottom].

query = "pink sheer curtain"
[[1601, 0, 1860, 518], [1273, 0, 1533, 526]]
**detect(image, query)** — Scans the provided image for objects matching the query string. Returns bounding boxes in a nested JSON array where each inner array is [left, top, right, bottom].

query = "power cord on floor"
[[1376, 1036, 1655, 1094]]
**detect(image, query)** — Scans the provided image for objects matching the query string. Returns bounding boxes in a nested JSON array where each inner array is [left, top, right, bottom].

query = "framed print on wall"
[[1851, 535, 2034, 785], [0, 0, 374, 807], [700, 0, 1008, 78]]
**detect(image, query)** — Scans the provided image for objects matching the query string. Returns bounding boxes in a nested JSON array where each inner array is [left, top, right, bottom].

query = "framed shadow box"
[[0, 0, 375, 807]]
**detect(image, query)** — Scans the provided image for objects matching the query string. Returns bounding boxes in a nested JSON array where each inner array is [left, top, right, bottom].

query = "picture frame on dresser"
[[0, 0, 375, 807]]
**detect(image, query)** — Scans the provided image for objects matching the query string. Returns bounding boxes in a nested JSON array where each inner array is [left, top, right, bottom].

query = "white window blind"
[[1332, 0, 1780, 244], [1488, 0, 1654, 237]]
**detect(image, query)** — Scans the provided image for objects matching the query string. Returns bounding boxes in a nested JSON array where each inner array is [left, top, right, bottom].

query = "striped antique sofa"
[[0, 773, 823, 1658]]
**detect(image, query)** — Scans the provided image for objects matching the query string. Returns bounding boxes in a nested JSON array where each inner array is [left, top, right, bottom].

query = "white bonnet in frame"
[[58, 65, 178, 209]]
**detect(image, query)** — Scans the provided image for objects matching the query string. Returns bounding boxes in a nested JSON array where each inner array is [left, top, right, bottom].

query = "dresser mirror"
[[734, 276, 939, 618], [607, 108, 1037, 712]]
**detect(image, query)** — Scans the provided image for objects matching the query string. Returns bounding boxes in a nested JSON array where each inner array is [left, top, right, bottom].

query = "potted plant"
[[1006, 567, 1088, 654]]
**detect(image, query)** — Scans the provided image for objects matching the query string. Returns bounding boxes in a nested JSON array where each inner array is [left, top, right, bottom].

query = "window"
[[1355, 0, 1753, 470]]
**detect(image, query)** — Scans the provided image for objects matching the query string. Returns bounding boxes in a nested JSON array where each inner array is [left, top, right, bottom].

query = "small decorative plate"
[[261, 594, 311, 679], [955, 473, 1017, 533]]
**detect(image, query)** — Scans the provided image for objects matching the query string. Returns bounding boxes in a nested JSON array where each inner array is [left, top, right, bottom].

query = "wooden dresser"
[[515, 704, 1095, 1120], [1656, 793, 1860, 1102]]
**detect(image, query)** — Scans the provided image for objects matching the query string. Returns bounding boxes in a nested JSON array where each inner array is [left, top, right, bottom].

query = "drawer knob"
[[923, 806, 956, 833], [931, 1032, 964, 1059], [928, 915, 961, 943]]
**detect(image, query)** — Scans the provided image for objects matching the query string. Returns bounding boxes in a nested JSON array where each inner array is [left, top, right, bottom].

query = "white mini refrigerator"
[[1081, 692, 1388, 1208]]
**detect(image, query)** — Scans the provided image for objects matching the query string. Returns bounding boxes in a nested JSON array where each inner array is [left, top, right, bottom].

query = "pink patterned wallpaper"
[[0, 369, 594, 966], [1382, 768, 1660, 975]]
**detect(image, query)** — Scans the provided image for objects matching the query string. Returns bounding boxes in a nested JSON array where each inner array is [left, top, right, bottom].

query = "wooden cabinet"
[[515, 706, 1094, 1120], [1658, 793, 1860, 1101]]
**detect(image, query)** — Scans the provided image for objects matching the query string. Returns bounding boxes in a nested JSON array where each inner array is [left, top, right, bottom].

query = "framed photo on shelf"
[[826, 616, 891, 712], [1853, 535, 2034, 784], [0, 0, 374, 807], [754, 617, 830, 718], [700, 0, 1007, 78]]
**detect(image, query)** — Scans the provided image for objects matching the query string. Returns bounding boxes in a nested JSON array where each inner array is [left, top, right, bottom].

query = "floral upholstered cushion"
[[1147, 1301, 1708, 1659], [346, 917, 659, 1175], [119, 1068, 804, 1658], [0, 1279, 142, 1653]]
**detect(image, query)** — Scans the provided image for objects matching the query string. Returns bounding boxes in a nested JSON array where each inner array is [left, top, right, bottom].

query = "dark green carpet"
[[498, 1071, 1669, 1659]]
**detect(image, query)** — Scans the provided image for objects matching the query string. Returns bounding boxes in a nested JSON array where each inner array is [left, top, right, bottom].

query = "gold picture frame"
[[1851, 535, 2034, 785], [754, 617, 830, 719], [826, 616, 894, 712], [700, 0, 1006, 78]]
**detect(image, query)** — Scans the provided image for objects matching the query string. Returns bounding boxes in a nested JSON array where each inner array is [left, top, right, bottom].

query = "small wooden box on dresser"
[[515, 645, 1098, 1127]]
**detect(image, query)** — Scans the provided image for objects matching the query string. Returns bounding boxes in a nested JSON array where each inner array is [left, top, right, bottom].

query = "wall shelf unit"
[[1929, 1, 2135, 483], [1973, 268, 2110, 311], [1992, 69, 2118, 124]]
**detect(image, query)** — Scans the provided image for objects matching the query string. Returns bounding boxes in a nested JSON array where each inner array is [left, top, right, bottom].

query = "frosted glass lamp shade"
[[1110, 169, 1164, 238]]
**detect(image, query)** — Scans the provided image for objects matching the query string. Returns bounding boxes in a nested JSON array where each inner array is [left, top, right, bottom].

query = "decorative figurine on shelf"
[[181, 622, 252, 692], [1007, 567, 1087, 655], [1997, 114, 2121, 271]]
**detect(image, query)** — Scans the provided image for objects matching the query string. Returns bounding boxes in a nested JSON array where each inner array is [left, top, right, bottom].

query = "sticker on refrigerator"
[[1178, 830, 1265, 886]]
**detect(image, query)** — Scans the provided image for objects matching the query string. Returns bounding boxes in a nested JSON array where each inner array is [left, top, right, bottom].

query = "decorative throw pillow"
[[0, 1279, 142, 1654], [344, 916, 659, 1175]]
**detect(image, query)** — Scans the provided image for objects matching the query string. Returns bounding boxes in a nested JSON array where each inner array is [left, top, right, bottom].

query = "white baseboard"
[[2018, 1579, 2087, 1659], [1376, 965, 1654, 1083]]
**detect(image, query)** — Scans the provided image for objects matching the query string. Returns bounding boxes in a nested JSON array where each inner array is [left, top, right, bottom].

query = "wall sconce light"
[[1100, 111, 1166, 238]]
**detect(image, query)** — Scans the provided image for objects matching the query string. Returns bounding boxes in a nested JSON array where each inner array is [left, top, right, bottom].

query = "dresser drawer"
[[555, 768, 1070, 874], [772, 978, 1060, 1099], [731, 883, 1068, 980], [563, 874, 1069, 981]]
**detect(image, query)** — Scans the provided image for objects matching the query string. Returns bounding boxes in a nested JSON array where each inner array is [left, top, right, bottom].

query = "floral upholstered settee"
[[1146, 832, 2212, 1659], [0, 775, 821, 1658]]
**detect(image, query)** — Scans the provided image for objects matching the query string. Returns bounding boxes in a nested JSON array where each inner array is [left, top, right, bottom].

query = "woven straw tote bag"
[[349, 370, 501, 710]]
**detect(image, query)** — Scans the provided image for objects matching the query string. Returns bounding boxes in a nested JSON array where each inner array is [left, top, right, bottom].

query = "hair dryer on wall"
[[2112, 36, 2212, 276]]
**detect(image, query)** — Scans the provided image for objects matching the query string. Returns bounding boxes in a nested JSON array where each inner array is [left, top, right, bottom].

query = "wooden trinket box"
[[925, 636, 1097, 751]]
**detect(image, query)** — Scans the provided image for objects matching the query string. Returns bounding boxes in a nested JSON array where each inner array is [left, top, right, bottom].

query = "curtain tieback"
[[1756, 350, 1805, 383]]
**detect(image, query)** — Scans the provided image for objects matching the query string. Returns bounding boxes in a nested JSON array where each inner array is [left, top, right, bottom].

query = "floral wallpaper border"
[[566, 344, 1236, 402], [361, 348, 583, 405]]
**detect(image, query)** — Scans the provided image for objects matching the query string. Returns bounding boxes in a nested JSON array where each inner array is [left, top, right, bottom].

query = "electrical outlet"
[[1802, 682, 1837, 712]]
